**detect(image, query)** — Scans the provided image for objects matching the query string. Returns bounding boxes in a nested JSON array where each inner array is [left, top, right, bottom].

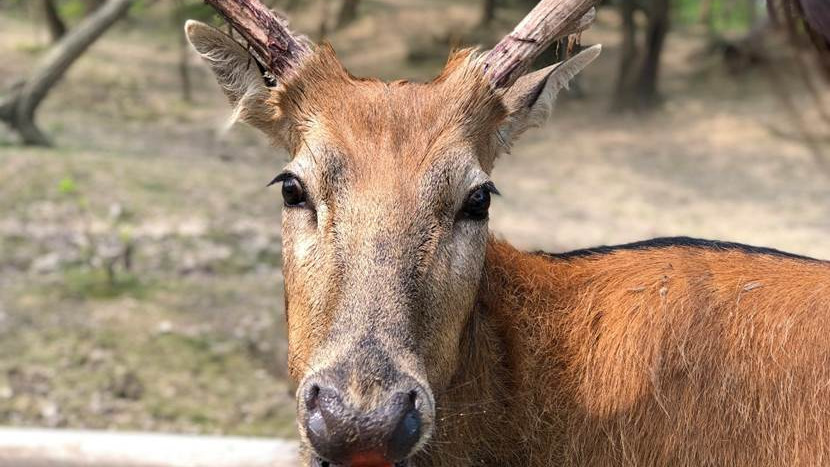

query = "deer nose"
[[300, 378, 426, 465]]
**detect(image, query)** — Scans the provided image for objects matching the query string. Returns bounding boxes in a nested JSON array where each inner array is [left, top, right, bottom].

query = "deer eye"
[[268, 172, 307, 207], [462, 182, 498, 221], [282, 177, 306, 207]]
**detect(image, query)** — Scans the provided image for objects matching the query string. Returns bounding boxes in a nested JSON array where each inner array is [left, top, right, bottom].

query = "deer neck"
[[422, 237, 573, 465]]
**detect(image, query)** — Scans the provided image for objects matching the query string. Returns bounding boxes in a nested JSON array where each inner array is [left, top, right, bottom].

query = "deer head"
[[186, 1, 599, 465]]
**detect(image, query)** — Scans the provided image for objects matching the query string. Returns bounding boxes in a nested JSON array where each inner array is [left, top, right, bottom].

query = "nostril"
[[400, 410, 420, 440], [387, 407, 421, 461], [303, 379, 429, 464], [304, 383, 329, 445], [307, 407, 328, 440], [305, 383, 321, 411]]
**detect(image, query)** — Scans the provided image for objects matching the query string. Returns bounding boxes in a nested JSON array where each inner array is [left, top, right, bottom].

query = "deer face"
[[187, 21, 598, 466]]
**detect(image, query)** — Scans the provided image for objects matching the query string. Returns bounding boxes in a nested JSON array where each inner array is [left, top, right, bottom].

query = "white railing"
[[0, 428, 299, 467]]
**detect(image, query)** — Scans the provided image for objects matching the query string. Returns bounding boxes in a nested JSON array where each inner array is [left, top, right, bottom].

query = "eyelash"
[[478, 181, 500, 196], [268, 171, 314, 210], [266, 171, 293, 187]]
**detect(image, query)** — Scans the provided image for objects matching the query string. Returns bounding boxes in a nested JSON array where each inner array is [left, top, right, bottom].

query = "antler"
[[483, 0, 599, 89], [202, 0, 596, 88], [203, 0, 310, 77]]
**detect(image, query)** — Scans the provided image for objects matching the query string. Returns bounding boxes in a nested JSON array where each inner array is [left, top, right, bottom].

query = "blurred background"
[[0, 0, 828, 442]]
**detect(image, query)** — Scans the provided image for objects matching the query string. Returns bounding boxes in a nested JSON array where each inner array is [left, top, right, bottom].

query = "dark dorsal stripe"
[[538, 236, 823, 262]]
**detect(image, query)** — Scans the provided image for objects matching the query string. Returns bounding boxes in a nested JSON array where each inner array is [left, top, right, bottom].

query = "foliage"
[[172, 1, 219, 24], [56, 175, 139, 298], [56, 1, 87, 23], [61, 267, 148, 299]]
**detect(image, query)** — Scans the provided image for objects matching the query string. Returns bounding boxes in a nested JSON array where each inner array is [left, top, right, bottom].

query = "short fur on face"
[[272, 46, 515, 461], [282, 45, 499, 394]]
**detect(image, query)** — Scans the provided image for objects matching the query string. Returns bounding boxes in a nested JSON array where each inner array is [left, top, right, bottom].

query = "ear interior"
[[185, 20, 277, 134], [499, 44, 601, 145]]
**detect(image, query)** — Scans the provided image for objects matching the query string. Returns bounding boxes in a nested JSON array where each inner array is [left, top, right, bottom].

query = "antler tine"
[[483, 0, 599, 89], [204, 0, 311, 77]]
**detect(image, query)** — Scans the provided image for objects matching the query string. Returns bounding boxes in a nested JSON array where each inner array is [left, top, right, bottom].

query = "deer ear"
[[185, 20, 279, 135], [499, 44, 601, 145]]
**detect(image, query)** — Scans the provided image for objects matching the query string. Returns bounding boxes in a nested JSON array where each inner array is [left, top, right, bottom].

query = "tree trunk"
[[636, 0, 670, 108], [277, 0, 302, 11], [336, 0, 360, 28], [83, 0, 106, 16], [178, 36, 192, 103], [699, 0, 715, 39], [0, 0, 133, 146], [747, 0, 758, 29], [480, 0, 497, 27], [318, 0, 330, 41], [41, 0, 67, 42], [612, 0, 670, 111], [612, 0, 638, 110], [174, 0, 192, 102]]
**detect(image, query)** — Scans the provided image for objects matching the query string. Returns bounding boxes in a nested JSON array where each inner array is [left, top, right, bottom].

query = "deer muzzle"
[[298, 365, 433, 466]]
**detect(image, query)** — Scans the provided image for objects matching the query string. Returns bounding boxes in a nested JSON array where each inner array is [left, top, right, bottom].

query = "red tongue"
[[349, 451, 392, 467]]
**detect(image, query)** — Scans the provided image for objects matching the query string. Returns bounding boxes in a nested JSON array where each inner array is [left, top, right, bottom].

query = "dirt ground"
[[0, 1, 828, 438]]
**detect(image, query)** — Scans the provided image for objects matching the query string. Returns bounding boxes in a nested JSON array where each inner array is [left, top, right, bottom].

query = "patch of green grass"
[[0, 321, 296, 436], [57, 176, 78, 195], [61, 267, 153, 300], [13, 42, 46, 55], [257, 248, 282, 267], [134, 332, 296, 436], [136, 178, 170, 192], [673, 0, 758, 33], [58, 0, 88, 22]]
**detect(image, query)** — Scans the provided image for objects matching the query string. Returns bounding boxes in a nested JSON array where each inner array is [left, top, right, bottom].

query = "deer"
[[185, 0, 830, 465]]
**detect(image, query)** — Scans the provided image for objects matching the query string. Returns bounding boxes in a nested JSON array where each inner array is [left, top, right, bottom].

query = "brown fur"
[[273, 45, 506, 169], [421, 239, 830, 465]]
